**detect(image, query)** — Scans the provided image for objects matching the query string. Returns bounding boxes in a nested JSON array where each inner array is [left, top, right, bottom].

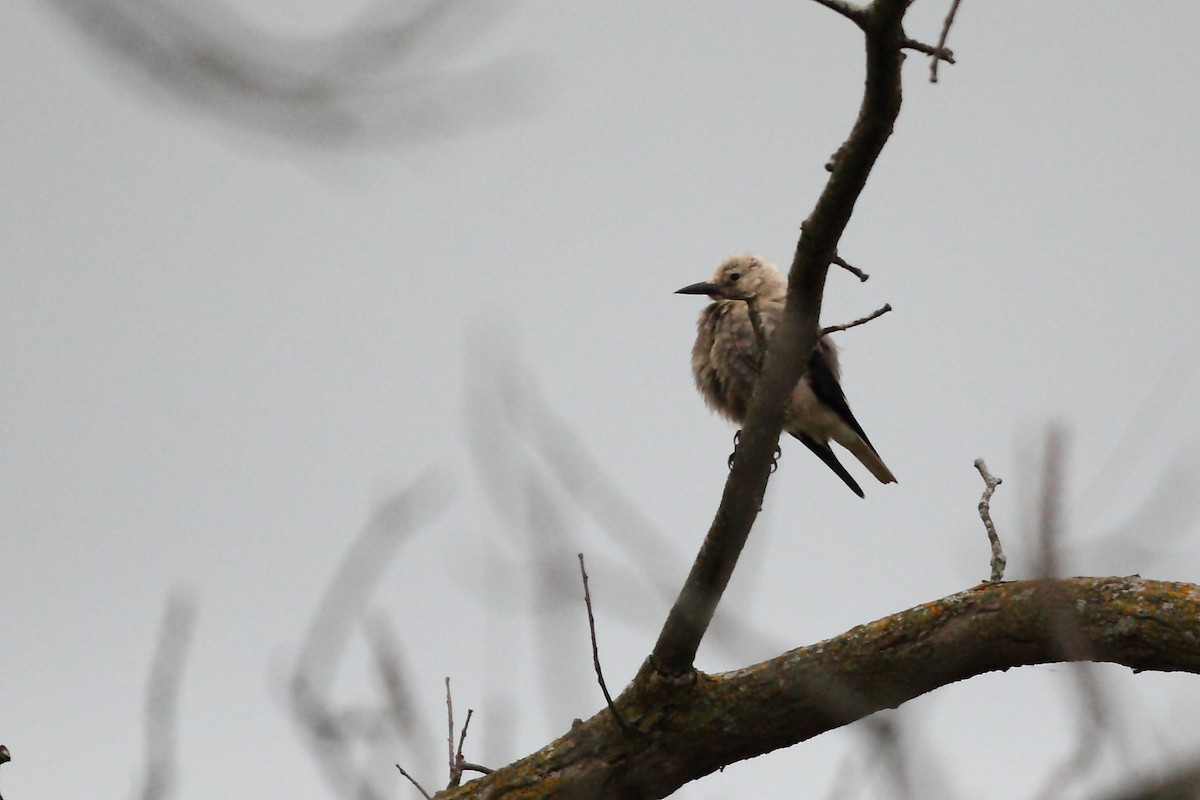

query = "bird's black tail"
[[792, 432, 865, 498]]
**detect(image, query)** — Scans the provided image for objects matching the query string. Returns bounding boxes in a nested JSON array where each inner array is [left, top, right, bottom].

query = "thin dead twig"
[[445, 677, 455, 780], [578, 553, 630, 733], [444, 680, 490, 789], [832, 253, 870, 282], [930, 0, 964, 83], [973, 459, 1006, 582], [455, 709, 473, 769], [447, 708, 473, 788], [821, 303, 893, 336], [395, 764, 433, 800], [459, 761, 493, 776], [903, 37, 955, 68]]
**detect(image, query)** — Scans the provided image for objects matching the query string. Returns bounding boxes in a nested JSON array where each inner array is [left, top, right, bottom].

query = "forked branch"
[[651, 0, 914, 677]]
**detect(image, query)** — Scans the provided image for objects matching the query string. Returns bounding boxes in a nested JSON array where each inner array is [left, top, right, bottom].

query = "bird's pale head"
[[675, 253, 785, 301]]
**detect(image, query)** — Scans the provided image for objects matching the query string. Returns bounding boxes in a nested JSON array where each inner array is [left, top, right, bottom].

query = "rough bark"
[[440, 577, 1200, 799]]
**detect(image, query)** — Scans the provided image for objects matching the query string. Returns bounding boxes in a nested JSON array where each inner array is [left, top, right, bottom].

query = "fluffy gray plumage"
[[677, 253, 896, 497]]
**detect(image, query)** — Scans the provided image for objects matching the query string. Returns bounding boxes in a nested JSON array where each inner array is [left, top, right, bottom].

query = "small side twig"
[[929, 0, 963, 83], [459, 762, 494, 776], [832, 253, 870, 282], [455, 709, 473, 766], [820, 303, 892, 336], [447, 708, 475, 788], [974, 458, 1006, 582], [577, 553, 630, 734], [444, 677, 455, 780], [442, 678, 491, 789], [902, 37, 955, 67], [395, 765, 432, 800]]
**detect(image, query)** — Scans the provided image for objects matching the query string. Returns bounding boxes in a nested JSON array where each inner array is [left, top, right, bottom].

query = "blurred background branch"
[[44, 0, 548, 146], [136, 590, 197, 800]]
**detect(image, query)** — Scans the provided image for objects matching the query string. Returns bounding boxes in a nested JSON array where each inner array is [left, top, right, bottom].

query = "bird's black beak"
[[675, 281, 718, 296]]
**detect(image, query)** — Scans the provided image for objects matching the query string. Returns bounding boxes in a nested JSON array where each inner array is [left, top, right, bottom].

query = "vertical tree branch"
[[651, 0, 911, 676]]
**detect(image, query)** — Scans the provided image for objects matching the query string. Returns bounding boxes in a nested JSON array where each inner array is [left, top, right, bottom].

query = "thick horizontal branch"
[[443, 577, 1200, 799]]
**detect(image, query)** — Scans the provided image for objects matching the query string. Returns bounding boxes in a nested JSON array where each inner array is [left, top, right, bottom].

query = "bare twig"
[[930, 0, 964, 83], [459, 762, 494, 776], [832, 253, 870, 282], [902, 37, 955, 66], [445, 677, 455, 780], [973, 459, 1006, 582], [447, 708, 476, 788], [578, 554, 630, 733], [396, 764, 433, 800], [820, 303, 892, 336], [444, 683, 490, 788], [456, 709, 474, 766]]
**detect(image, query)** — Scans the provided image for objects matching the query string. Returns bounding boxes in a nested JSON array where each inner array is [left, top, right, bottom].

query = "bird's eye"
[[729, 273, 741, 282]]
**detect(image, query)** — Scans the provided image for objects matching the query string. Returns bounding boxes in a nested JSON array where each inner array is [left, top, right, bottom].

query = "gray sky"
[[5, 1, 1200, 798]]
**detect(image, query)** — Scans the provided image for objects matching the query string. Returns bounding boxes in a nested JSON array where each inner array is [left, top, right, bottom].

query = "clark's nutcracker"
[[677, 253, 896, 497]]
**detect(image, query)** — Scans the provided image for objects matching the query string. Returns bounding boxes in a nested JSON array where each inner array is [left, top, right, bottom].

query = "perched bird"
[[676, 253, 896, 497]]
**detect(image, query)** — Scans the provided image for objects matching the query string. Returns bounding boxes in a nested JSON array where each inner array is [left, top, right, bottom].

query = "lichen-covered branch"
[[441, 577, 1200, 800]]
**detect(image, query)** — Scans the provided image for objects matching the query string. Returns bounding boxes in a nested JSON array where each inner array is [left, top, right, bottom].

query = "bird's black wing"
[[806, 341, 881, 454], [791, 431, 865, 498]]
